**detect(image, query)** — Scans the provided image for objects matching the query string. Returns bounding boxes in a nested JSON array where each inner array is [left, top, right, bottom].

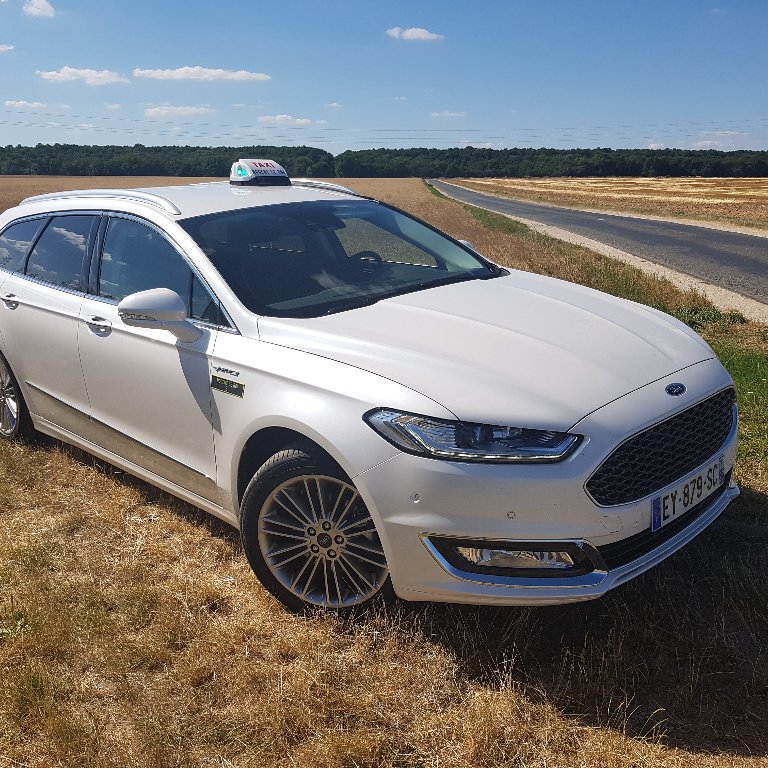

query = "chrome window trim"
[[0, 213, 50, 239], [1, 269, 88, 298]]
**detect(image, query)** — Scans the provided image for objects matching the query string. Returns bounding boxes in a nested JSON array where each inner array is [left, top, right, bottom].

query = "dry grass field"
[[1, 176, 767, 767], [452, 176, 768, 232]]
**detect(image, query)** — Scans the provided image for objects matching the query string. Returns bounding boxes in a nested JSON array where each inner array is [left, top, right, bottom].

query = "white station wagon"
[[0, 160, 739, 611]]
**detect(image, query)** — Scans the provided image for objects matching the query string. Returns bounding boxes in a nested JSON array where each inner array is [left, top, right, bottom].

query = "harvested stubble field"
[[0, 176, 767, 768], [452, 176, 768, 232]]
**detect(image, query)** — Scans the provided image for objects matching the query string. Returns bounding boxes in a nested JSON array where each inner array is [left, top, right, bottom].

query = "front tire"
[[0, 353, 32, 439], [240, 445, 394, 612]]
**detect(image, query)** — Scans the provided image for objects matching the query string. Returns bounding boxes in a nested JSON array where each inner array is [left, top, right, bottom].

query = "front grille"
[[596, 471, 731, 570], [586, 388, 736, 506]]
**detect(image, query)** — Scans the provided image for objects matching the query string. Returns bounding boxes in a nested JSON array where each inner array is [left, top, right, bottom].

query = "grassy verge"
[[1, 178, 766, 767], [461, 200, 749, 330]]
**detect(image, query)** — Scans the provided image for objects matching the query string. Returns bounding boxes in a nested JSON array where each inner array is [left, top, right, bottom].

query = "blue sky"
[[1, 0, 767, 154]]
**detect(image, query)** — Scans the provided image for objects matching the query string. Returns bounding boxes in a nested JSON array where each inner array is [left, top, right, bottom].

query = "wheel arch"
[[0, 345, 34, 438], [236, 426, 346, 509]]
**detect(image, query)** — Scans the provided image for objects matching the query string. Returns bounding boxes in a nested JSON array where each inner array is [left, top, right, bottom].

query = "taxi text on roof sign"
[[229, 159, 291, 186]]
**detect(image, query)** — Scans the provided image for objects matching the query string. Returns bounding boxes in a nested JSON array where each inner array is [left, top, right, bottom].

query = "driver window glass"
[[100, 217, 223, 325]]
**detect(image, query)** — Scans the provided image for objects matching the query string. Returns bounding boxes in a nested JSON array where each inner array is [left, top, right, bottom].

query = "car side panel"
[[0, 272, 90, 435], [209, 331, 456, 518], [78, 294, 221, 503]]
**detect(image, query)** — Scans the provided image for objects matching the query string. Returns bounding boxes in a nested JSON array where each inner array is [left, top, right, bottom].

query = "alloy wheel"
[[0, 358, 19, 437], [257, 474, 388, 609]]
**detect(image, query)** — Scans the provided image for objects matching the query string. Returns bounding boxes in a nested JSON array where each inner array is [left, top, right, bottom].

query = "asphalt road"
[[430, 180, 768, 306]]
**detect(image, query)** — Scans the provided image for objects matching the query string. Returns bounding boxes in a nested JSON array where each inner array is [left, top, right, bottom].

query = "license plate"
[[651, 456, 725, 532]]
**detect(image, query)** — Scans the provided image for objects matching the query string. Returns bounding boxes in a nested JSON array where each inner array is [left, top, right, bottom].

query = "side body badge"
[[211, 375, 244, 398]]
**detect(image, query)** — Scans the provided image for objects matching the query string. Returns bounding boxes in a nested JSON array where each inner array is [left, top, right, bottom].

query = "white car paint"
[[0, 174, 740, 609], [258, 272, 715, 429]]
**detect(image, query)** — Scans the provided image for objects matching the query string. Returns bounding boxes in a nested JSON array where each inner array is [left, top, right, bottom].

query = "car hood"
[[257, 272, 713, 430]]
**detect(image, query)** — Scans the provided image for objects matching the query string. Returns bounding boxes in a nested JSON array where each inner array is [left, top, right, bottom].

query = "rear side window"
[[26, 215, 97, 291], [99, 217, 222, 325], [0, 218, 45, 273]]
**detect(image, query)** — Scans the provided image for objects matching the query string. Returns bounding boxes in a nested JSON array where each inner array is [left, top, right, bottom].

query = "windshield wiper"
[[322, 295, 383, 315]]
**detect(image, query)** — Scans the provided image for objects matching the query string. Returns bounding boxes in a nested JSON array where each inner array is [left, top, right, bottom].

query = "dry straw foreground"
[[0, 176, 767, 768]]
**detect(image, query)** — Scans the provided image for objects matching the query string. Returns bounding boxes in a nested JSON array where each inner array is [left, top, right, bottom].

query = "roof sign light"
[[229, 159, 291, 186]]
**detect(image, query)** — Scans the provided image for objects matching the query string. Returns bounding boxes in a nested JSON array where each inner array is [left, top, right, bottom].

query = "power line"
[[2, 108, 767, 150]]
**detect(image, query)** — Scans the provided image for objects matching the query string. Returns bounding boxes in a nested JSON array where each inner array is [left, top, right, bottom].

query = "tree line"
[[0, 144, 335, 178], [2, 143, 767, 178], [333, 147, 768, 177]]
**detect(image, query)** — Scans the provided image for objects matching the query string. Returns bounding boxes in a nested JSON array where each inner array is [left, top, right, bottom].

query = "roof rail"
[[20, 189, 182, 215], [290, 178, 362, 197]]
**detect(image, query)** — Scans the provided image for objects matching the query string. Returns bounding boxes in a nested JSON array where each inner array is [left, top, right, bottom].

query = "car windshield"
[[180, 199, 500, 318]]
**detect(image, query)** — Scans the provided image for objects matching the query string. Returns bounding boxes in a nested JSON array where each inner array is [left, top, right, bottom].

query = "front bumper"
[[353, 361, 739, 605]]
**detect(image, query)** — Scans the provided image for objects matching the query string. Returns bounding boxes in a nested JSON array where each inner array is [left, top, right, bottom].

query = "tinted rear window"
[[26, 215, 97, 291], [0, 218, 45, 273]]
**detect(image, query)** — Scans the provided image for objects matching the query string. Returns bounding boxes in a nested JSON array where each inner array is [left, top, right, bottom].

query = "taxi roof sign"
[[229, 159, 291, 186]]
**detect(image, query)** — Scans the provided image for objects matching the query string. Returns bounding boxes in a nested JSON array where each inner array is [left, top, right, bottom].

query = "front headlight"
[[364, 409, 581, 463]]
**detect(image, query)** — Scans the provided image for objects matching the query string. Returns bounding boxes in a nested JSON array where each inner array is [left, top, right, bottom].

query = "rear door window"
[[0, 218, 45, 273], [26, 215, 97, 291]]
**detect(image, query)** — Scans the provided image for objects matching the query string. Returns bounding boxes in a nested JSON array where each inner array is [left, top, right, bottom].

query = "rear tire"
[[240, 445, 395, 613], [0, 353, 32, 439]]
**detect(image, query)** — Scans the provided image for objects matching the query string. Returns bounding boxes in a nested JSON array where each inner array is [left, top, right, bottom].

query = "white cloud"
[[76, 123, 94, 129], [5, 99, 46, 109], [145, 105, 214, 118], [692, 130, 750, 149], [430, 110, 467, 118], [325, 102, 343, 108], [38, 66, 130, 86], [133, 66, 270, 82], [258, 114, 314, 126], [23, 0, 54, 17], [105, 103, 122, 110], [459, 140, 497, 149], [647, 143, 667, 150], [394, 96, 408, 102], [0, 44, 14, 52], [386, 26, 443, 41]]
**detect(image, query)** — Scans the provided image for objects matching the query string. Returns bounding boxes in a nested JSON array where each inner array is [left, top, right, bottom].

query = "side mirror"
[[118, 288, 202, 343], [458, 239, 479, 252]]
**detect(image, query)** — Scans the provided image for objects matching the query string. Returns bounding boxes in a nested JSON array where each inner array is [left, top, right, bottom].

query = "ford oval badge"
[[665, 383, 687, 396]]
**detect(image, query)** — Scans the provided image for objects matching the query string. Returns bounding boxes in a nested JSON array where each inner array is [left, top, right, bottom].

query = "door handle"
[[84, 315, 112, 333], [1, 293, 19, 309]]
